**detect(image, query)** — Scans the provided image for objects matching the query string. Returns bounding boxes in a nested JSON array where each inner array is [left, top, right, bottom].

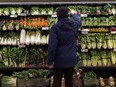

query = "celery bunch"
[[80, 35, 87, 49]]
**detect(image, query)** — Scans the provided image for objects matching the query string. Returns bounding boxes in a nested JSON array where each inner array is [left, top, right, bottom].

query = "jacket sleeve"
[[72, 14, 82, 30], [47, 25, 58, 66]]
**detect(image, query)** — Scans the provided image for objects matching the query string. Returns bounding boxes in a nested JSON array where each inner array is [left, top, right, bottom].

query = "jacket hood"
[[57, 18, 74, 31]]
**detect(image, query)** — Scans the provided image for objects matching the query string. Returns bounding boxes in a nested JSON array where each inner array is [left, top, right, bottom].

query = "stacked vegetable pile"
[[0, 6, 26, 16], [75, 4, 116, 68], [0, 47, 47, 67], [20, 17, 49, 29], [77, 50, 116, 66], [20, 29, 49, 45], [0, 19, 20, 30], [82, 16, 116, 26], [12, 69, 49, 80], [0, 27, 49, 46], [0, 32, 20, 46], [1, 69, 49, 87], [31, 6, 54, 15], [80, 33, 116, 49], [0, 4, 115, 16], [68, 4, 116, 15], [82, 71, 99, 87], [1, 76, 16, 87]]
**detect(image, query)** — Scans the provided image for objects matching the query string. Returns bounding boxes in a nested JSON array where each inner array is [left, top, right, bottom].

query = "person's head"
[[56, 6, 70, 19]]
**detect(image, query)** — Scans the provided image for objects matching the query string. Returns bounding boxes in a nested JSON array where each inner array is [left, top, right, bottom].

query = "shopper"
[[47, 6, 81, 87]]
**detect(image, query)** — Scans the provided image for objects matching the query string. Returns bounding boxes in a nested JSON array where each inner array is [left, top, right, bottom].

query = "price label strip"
[[81, 49, 88, 52], [111, 31, 116, 34], [51, 14, 57, 17], [114, 48, 116, 51], [81, 31, 88, 34], [42, 27, 49, 30], [19, 13, 27, 16], [19, 44, 26, 48], [10, 14, 17, 18], [81, 14, 87, 17]]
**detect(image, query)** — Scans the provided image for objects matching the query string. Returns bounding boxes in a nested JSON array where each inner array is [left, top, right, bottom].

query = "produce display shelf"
[[25, 44, 48, 47], [78, 66, 116, 78], [81, 48, 115, 50], [0, 0, 115, 5], [0, 67, 50, 76], [0, 30, 21, 32], [0, 0, 115, 82], [0, 0, 115, 2], [82, 26, 116, 28], [0, 15, 51, 19], [78, 66, 116, 69], [0, 67, 48, 70], [81, 14, 116, 17], [21, 27, 50, 30], [1, 66, 116, 70], [0, 44, 48, 47], [81, 31, 109, 34], [0, 66, 115, 77], [0, 45, 19, 47]]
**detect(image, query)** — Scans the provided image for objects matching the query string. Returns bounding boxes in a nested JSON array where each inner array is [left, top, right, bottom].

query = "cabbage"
[[91, 33, 96, 49], [112, 34, 116, 48], [30, 31, 36, 45], [81, 53, 87, 66], [86, 35, 91, 49], [107, 34, 113, 49], [81, 36, 86, 49], [35, 30, 41, 45], [16, 7, 24, 15], [25, 31, 31, 45], [0, 8, 3, 15], [41, 35, 47, 45], [20, 29, 26, 45], [31, 7, 39, 15], [102, 33, 108, 49], [96, 33, 102, 49], [111, 51, 116, 65], [2, 76, 16, 87], [101, 51, 107, 66]]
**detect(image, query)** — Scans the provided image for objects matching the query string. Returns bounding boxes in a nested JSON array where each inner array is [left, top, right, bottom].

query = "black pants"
[[53, 67, 74, 87]]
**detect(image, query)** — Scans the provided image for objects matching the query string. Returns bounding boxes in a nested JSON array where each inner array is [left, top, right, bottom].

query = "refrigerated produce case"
[[0, 0, 116, 87]]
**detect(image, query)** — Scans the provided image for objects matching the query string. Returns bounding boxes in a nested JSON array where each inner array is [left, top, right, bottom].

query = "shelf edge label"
[[10, 14, 17, 18], [111, 31, 116, 34], [114, 48, 116, 51], [42, 27, 49, 30], [81, 49, 88, 52], [81, 31, 88, 34], [51, 14, 57, 17], [81, 14, 87, 17], [18, 44, 26, 48]]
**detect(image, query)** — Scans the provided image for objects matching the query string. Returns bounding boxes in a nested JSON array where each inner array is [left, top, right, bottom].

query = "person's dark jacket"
[[47, 14, 81, 68]]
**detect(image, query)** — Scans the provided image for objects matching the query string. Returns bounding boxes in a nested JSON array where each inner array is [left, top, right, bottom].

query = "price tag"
[[10, 14, 17, 18], [42, 27, 49, 30], [114, 48, 116, 51], [51, 14, 57, 17], [19, 13, 27, 16], [81, 31, 88, 34], [32, 13, 40, 15], [77, 72, 80, 75], [111, 31, 116, 34], [18, 44, 26, 48], [81, 49, 88, 52], [81, 14, 87, 17]]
